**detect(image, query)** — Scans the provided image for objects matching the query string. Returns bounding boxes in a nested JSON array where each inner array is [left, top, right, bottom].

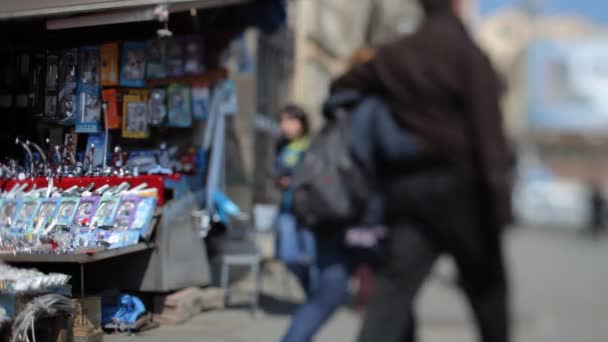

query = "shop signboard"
[[527, 39, 608, 133]]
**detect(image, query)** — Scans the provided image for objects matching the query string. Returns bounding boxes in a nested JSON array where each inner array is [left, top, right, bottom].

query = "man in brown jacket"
[[331, 0, 512, 341]]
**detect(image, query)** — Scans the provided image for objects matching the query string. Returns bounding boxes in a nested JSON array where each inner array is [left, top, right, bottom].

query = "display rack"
[[0, 242, 154, 264]]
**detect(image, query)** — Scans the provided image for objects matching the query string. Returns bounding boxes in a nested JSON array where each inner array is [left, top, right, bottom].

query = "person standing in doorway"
[[331, 0, 513, 341]]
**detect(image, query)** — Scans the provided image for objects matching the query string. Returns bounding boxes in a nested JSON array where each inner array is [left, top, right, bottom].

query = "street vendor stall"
[[0, 0, 286, 297]]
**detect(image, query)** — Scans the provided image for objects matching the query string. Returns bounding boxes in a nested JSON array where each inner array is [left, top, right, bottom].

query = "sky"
[[479, 0, 608, 23]]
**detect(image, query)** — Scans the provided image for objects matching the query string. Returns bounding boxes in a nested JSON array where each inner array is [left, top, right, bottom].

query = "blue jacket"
[[324, 90, 421, 224]]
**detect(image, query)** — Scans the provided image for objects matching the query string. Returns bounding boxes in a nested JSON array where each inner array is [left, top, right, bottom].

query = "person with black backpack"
[[326, 0, 513, 341], [274, 105, 317, 298]]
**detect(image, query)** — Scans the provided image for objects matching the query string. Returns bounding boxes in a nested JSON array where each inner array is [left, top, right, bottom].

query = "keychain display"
[[44, 51, 59, 119], [122, 95, 149, 138], [0, 182, 158, 253], [100, 43, 120, 86], [120, 42, 146, 88], [148, 89, 167, 125], [91, 196, 120, 228], [76, 46, 102, 133], [184, 36, 205, 75], [146, 39, 168, 79], [192, 83, 210, 121], [102, 89, 122, 130], [57, 49, 78, 124], [218, 79, 238, 116], [86, 134, 109, 167], [0, 199, 20, 231], [31, 52, 47, 116], [113, 195, 140, 231], [96, 229, 141, 249], [96, 195, 141, 249], [76, 89, 102, 133], [55, 197, 80, 228], [78, 46, 101, 92], [45, 51, 59, 92], [133, 197, 157, 240], [71, 196, 100, 234], [167, 84, 192, 127], [166, 37, 185, 77], [11, 198, 41, 234], [33, 198, 60, 235]]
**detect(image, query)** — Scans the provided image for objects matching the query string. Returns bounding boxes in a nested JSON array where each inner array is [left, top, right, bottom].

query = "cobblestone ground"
[[108, 228, 608, 342]]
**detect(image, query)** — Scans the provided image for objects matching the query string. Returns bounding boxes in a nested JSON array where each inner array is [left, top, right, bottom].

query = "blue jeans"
[[282, 238, 351, 342], [276, 213, 318, 296]]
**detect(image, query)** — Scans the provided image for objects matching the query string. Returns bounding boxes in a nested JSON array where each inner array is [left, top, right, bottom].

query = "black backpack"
[[291, 104, 372, 230]]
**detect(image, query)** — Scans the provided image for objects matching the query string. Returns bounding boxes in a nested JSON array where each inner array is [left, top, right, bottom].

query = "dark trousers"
[[358, 170, 510, 342]]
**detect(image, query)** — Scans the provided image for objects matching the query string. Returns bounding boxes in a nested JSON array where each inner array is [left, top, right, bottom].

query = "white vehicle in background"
[[513, 166, 592, 231]]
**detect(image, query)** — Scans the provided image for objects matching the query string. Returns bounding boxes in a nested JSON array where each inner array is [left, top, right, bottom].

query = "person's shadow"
[[259, 293, 302, 316]]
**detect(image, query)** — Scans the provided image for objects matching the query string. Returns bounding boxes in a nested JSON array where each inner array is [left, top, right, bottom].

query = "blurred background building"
[[289, 0, 477, 129]]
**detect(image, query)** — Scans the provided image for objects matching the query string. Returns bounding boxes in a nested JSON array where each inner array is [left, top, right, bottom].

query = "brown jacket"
[[332, 12, 513, 227]]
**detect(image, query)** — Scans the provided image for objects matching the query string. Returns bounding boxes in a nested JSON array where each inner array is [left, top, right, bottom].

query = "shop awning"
[[0, 0, 250, 20]]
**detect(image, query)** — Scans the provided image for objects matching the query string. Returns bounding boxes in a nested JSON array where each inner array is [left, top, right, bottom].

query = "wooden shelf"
[[145, 68, 228, 88]]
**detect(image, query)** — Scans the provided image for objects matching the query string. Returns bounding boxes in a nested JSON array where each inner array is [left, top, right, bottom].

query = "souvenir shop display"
[[44, 51, 59, 119], [148, 89, 167, 125], [85, 134, 108, 168], [0, 30, 235, 264], [45, 52, 59, 92], [133, 197, 157, 240], [100, 43, 120, 87], [0, 0, 278, 298], [184, 36, 205, 75], [102, 89, 122, 130], [167, 84, 192, 127], [0, 181, 159, 253], [119, 42, 147, 88], [77, 46, 101, 92], [192, 84, 210, 121], [34, 198, 60, 235], [57, 49, 78, 124], [76, 46, 102, 133], [0, 198, 19, 231], [166, 37, 185, 77], [122, 95, 150, 138], [76, 89, 102, 133], [146, 39, 168, 79], [91, 196, 120, 228], [12, 197, 41, 235], [30, 52, 47, 116]]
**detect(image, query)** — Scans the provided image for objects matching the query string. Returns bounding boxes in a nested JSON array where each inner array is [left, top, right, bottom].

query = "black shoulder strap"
[[323, 90, 362, 120]]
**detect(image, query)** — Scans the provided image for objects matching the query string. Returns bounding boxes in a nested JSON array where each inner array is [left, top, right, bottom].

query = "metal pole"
[[80, 263, 85, 299], [80, 263, 85, 325]]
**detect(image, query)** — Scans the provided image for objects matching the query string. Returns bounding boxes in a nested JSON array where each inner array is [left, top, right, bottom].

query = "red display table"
[[0, 174, 183, 206]]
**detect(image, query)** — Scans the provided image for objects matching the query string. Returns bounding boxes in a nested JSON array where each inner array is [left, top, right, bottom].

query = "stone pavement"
[[107, 228, 608, 342]]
